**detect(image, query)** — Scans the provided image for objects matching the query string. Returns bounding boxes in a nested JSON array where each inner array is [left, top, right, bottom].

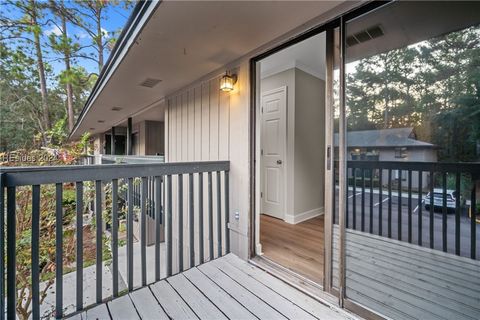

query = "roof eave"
[[69, 0, 161, 140]]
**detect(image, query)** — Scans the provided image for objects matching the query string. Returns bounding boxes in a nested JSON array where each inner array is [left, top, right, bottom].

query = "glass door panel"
[[343, 1, 480, 318]]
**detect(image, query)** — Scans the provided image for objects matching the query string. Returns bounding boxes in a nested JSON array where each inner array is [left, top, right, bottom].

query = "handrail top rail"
[[1, 161, 230, 187], [344, 160, 480, 174]]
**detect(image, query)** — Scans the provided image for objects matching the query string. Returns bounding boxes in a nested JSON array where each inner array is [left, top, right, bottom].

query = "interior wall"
[[294, 69, 325, 220], [260, 67, 325, 224]]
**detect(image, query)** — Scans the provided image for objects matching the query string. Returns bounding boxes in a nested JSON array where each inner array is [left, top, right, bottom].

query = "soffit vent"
[[139, 78, 162, 88], [346, 24, 384, 47]]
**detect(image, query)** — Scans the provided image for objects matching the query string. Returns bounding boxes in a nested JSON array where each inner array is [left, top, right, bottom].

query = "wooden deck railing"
[[0, 161, 230, 319], [334, 160, 480, 259]]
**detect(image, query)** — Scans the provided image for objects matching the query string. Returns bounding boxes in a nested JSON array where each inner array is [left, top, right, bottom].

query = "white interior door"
[[261, 87, 286, 220]]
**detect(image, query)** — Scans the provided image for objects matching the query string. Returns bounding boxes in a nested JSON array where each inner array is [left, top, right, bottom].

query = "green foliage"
[[347, 25, 480, 162]]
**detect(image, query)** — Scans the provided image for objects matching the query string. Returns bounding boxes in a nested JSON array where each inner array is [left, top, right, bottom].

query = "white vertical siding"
[[165, 62, 251, 265]]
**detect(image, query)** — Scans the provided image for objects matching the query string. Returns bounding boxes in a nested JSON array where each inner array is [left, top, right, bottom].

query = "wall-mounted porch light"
[[220, 71, 237, 92]]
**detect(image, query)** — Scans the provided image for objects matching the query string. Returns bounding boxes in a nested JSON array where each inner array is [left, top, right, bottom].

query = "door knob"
[[277, 160, 282, 165]]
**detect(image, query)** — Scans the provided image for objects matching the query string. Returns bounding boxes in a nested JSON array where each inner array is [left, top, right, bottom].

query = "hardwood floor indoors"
[[260, 214, 324, 284]]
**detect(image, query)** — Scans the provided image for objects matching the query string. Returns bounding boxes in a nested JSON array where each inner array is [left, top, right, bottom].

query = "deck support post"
[[127, 117, 133, 155], [111, 126, 116, 155]]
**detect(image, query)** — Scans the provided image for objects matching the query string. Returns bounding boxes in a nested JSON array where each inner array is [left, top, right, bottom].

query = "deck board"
[[223, 254, 351, 320], [198, 261, 287, 319], [129, 287, 169, 320], [85, 304, 110, 320], [167, 273, 227, 319], [210, 258, 317, 320], [183, 266, 255, 320], [107, 294, 140, 320], [332, 226, 480, 320], [65, 253, 354, 320]]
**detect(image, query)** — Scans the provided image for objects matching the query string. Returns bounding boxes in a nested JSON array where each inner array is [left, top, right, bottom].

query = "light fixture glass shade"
[[220, 74, 235, 91]]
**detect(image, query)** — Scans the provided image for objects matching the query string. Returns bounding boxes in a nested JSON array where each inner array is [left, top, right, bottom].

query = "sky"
[[3, 1, 135, 82]]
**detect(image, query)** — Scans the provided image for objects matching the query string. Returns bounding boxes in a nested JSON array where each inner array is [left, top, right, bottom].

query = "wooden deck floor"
[[332, 227, 480, 320], [260, 214, 324, 283], [66, 254, 353, 320]]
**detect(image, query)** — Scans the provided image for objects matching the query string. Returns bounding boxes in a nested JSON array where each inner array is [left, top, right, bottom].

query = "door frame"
[[259, 86, 288, 221], [248, 0, 391, 316]]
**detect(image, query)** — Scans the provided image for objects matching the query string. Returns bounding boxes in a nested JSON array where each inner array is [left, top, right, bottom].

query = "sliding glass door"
[[337, 1, 480, 318]]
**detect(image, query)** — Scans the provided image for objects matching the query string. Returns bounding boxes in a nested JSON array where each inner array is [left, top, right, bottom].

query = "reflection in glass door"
[[340, 1, 480, 319]]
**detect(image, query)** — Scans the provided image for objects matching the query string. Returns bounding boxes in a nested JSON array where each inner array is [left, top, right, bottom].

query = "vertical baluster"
[[141, 177, 147, 285], [178, 174, 184, 272], [75, 182, 83, 310], [167, 175, 173, 276], [455, 172, 461, 256], [369, 169, 373, 234], [378, 169, 383, 236], [429, 171, 434, 249], [31, 185, 40, 319], [418, 172, 423, 247], [352, 168, 357, 230], [471, 184, 476, 260], [224, 171, 230, 253], [208, 172, 214, 260], [216, 171, 222, 257], [189, 173, 195, 267], [332, 164, 336, 225], [408, 170, 412, 243], [95, 180, 102, 303], [111, 179, 119, 297], [0, 174, 4, 319], [127, 178, 134, 290], [55, 183, 63, 318], [198, 173, 204, 263], [6, 186, 16, 320], [346, 168, 349, 229], [442, 172, 447, 252], [361, 168, 365, 232], [388, 169, 392, 238], [398, 169, 402, 241], [155, 176, 162, 281]]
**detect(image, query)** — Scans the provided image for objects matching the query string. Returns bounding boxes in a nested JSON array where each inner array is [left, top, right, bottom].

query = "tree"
[[346, 25, 480, 162]]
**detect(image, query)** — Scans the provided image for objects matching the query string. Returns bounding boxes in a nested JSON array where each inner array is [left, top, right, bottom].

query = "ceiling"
[[260, 32, 326, 80], [345, 1, 480, 63], [71, 1, 344, 138]]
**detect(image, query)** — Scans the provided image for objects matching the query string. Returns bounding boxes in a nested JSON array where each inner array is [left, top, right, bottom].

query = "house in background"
[[3, 1, 480, 319], [335, 127, 437, 189], [340, 127, 437, 162]]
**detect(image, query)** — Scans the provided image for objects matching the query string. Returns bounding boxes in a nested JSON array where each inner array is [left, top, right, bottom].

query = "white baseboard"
[[284, 207, 324, 224]]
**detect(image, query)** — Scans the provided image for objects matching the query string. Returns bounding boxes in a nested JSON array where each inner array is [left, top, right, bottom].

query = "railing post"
[[127, 178, 134, 290], [141, 177, 147, 286], [55, 183, 63, 319], [189, 173, 195, 267], [167, 175, 173, 276], [111, 179, 119, 297], [216, 171, 222, 257], [224, 171, 230, 253], [95, 180, 103, 303], [111, 126, 116, 155], [471, 184, 477, 260], [154, 176, 162, 281], [0, 173, 5, 319], [31, 185, 40, 320], [6, 186, 16, 320], [126, 117, 133, 155], [75, 182, 83, 311]]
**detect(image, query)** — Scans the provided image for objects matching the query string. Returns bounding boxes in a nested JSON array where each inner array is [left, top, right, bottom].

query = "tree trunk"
[[61, 7, 75, 131], [30, 0, 51, 136], [95, 3, 104, 74]]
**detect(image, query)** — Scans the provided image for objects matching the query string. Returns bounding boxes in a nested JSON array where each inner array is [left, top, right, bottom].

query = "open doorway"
[[257, 32, 327, 284]]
